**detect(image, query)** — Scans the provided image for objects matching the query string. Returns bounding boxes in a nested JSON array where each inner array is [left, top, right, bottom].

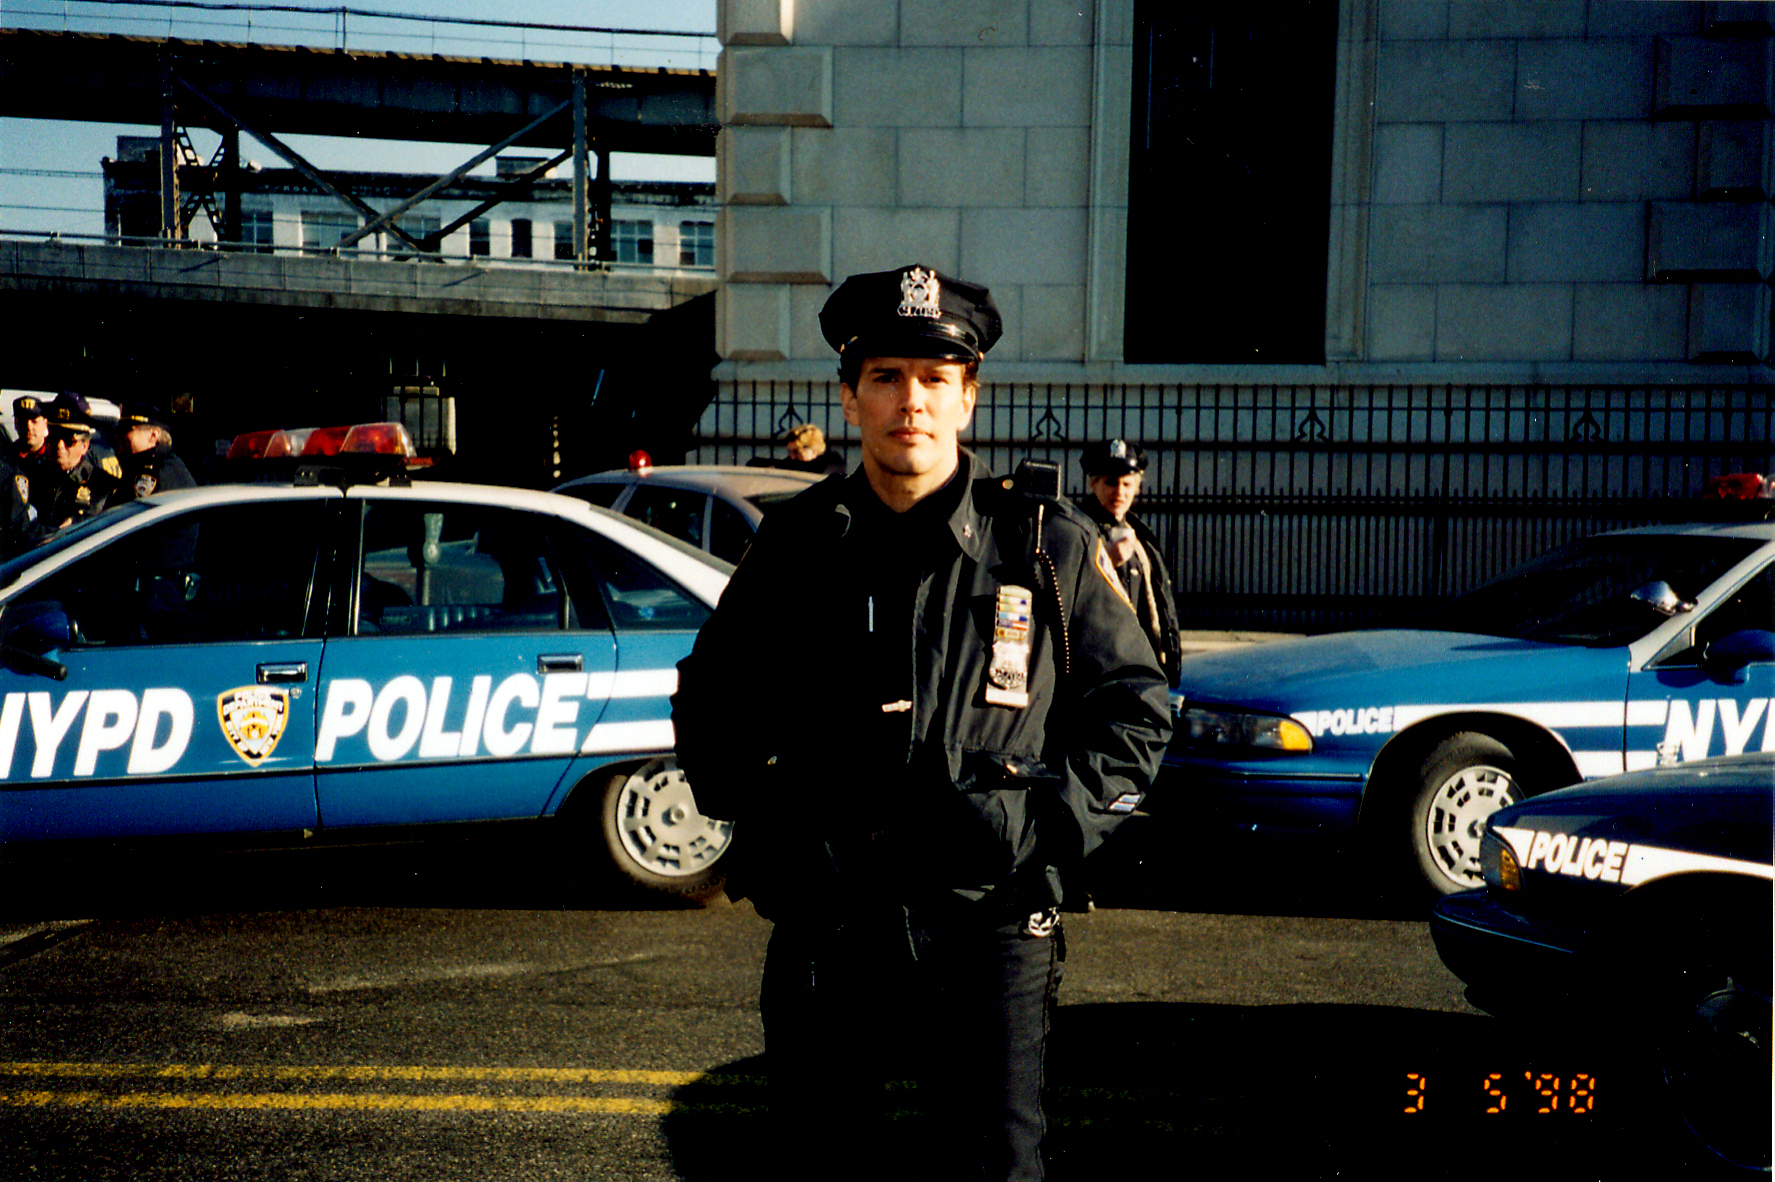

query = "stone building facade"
[[711, 0, 1770, 381], [701, 0, 1773, 627]]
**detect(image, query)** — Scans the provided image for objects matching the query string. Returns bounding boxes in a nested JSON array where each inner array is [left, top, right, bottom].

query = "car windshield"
[[0, 502, 151, 591], [1418, 534, 1763, 647]]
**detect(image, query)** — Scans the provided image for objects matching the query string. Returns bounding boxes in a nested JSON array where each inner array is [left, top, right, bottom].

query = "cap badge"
[[1109, 440, 1128, 459], [898, 266, 942, 321]]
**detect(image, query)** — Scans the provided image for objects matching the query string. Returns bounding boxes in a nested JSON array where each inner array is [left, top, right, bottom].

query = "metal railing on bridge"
[[0, 227, 716, 276], [692, 381, 1775, 633]]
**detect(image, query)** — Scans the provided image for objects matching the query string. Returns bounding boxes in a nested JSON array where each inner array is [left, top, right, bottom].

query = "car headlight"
[[1172, 701, 1313, 754], [1480, 828, 1523, 892]]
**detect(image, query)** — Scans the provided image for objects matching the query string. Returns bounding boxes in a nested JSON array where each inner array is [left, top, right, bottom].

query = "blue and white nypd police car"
[[1159, 519, 1775, 894], [0, 460, 735, 900], [1430, 753, 1772, 1174]]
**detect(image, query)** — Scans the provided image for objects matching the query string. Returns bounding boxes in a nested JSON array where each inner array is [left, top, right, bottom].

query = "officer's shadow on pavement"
[[663, 1001, 1715, 1182]]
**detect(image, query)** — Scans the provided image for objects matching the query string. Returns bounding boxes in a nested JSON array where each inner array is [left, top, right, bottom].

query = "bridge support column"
[[158, 58, 179, 242], [574, 70, 588, 268]]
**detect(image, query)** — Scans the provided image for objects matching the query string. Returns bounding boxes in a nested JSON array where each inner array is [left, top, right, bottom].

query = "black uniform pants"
[[759, 908, 1064, 1182]]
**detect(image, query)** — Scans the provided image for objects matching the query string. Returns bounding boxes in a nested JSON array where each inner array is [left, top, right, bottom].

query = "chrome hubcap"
[[1424, 763, 1516, 888], [614, 760, 734, 879]]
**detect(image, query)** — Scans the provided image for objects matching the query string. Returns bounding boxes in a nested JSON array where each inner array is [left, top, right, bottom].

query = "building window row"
[[269, 207, 710, 269]]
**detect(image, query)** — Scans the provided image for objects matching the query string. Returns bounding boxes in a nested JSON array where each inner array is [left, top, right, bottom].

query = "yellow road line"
[[0, 1091, 683, 1114], [0, 1063, 756, 1087]]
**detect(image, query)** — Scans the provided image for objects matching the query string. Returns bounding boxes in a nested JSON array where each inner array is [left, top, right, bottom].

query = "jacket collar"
[[951, 450, 995, 563], [827, 450, 995, 563]]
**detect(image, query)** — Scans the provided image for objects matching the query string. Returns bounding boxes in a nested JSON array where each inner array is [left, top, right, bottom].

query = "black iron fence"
[[691, 383, 1775, 632]]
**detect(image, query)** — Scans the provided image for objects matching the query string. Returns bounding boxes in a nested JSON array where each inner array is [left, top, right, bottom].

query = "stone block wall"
[[713, 0, 1773, 384], [714, 0, 1119, 367], [1370, 0, 1773, 365]]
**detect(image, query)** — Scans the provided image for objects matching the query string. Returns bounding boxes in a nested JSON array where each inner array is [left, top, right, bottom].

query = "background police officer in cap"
[[4, 396, 52, 555], [1078, 440, 1183, 676], [673, 264, 1170, 1181], [11, 394, 50, 472], [117, 401, 197, 501], [39, 392, 122, 529]]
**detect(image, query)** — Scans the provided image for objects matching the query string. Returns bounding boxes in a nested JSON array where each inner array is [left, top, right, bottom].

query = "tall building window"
[[301, 209, 357, 251], [469, 219, 490, 257], [679, 220, 714, 267], [510, 218, 533, 259], [612, 219, 654, 265], [239, 207, 274, 253], [554, 221, 577, 260], [1125, 4, 1338, 362]]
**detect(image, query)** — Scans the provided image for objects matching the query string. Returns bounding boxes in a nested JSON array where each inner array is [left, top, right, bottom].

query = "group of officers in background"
[[1, 392, 196, 559]]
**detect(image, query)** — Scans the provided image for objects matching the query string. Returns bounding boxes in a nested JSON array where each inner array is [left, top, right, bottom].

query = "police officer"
[[673, 264, 1171, 1182], [38, 392, 122, 529], [3, 395, 52, 557], [1078, 440, 1183, 676], [11, 394, 50, 472], [117, 401, 197, 500]]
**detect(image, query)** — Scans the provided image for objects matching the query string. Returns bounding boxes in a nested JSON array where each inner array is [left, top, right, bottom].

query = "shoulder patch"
[[101, 456, 122, 478], [1093, 536, 1135, 610]]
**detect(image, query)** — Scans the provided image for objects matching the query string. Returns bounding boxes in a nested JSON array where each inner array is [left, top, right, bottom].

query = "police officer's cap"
[[1081, 439, 1148, 477], [120, 401, 170, 431], [47, 392, 96, 435], [12, 395, 45, 423], [819, 264, 1002, 367]]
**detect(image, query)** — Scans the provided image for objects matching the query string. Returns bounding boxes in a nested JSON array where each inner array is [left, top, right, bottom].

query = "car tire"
[[595, 756, 734, 905], [1650, 923, 1773, 1173], [1406, 733, 1523, 895]]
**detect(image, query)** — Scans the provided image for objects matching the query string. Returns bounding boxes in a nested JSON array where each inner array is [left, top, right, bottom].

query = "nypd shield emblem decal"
[[217, 686, 289, 767]]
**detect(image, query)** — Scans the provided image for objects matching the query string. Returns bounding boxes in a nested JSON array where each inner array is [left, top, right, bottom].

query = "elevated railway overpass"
[[0, 28, 721, 484]]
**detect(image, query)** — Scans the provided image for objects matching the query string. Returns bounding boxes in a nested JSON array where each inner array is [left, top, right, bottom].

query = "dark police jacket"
[[672, 453, 1172, 922], [119, 442, 197, 501], [38, 448, 122, 527], [1077, 497, 1184, 677], [0, 451, 46, 559]]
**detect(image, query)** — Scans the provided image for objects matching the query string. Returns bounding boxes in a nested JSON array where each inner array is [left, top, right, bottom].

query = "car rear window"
[[560, 481, 626, 509], [1420, 534, 1764, 647]]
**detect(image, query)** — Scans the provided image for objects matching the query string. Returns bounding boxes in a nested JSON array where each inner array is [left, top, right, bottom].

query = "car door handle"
[[538, 653, 584, 674], [257, 662, 308, 684]]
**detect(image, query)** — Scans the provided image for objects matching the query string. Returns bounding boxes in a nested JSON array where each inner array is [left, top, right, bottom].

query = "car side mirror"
[[1702, 628, 1775, 686], [0, 599, 72, 680], [1, 599, 72, 655], [1630, 580, 1694, 617]]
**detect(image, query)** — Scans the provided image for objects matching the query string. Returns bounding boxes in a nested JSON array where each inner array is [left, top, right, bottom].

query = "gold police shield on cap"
[[986, 585, 1034, 708]]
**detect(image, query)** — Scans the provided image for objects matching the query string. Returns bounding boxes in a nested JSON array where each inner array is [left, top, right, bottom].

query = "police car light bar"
[[1702, 473, 1770, 500], [227, 422, 420, 462]]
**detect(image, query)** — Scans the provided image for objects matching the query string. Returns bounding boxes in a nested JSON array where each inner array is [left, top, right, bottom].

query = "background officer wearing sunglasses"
[[39, 392, 122, 530]]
